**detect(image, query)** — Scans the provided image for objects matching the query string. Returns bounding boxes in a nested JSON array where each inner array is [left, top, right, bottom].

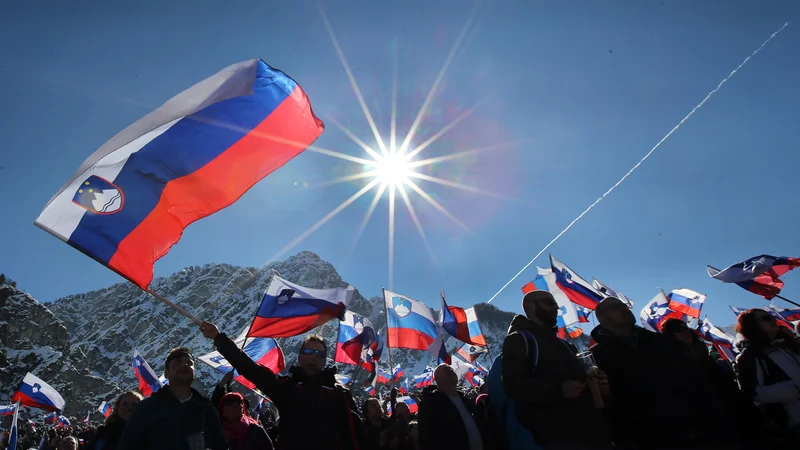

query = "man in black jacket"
[[200, 321, 362, 450], [502, 290, 612, 450], [419, 364, 484, 450], [118, 347, 228, 450], [590, 297, 737, 450]]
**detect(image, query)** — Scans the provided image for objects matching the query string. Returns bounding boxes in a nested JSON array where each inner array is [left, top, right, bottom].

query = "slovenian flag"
[[592, 278, 635, 307], [334, 311, 375, 366], [769, 304, 800, 322], [383, 290, 438, 351], [334, 374, 352, 386], [376, 369, 392, 384], [198, 328, 285, 390], [34, 59, 324, 289], [439, 293, 487, 346], [550, 255, 605, 310], [699, 318, 737, 363], [12, 373, 65, 413], [399, 378, 409, 394], [365, 385, 377, 397], [427, 333, 452, 365], [730, 306, 793, 329], [640, 292, 685, 333], [575, 305, 592, 323], [98, 401, 113, 418], [392, 365, 405, 382], [388, 396, 419, 415], [7, 401, 19, 450], [666, 288, 706, 319], [524, 267, 580, 328], [44, 412, 59, 424], [133, 350, 164, 397], [414, 367, 434, 389], [248, 275, 354, 338], [0, 404, 16, 416], [708, 255, 800, 300], [456, 342, 488, 363]]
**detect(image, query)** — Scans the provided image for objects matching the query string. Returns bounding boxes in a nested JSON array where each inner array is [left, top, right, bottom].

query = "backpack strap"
[[515, 330, 539, 374]]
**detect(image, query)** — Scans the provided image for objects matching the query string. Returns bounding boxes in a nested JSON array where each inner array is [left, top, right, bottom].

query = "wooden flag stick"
[[146, 289, 202, 325]]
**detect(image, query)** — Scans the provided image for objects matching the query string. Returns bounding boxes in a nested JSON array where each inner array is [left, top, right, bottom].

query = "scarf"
[[222, 415, 257, 447]]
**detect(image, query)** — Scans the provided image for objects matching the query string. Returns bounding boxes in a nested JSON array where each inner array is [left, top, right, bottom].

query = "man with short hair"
[[118, 347, 228, 450], [418, 364, 484, 450], [502, 290, 612, 450], [200, 321, 362, 450]]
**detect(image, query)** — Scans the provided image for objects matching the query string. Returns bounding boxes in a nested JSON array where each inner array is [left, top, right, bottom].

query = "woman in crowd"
[[89, 391, 143, 450], [217, 391, 273, 450]]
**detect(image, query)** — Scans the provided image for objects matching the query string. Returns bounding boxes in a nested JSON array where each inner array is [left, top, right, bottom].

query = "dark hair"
[[301, 334, 327, 355], [661, 318, 690, 335], [165, 347, 194, 371]]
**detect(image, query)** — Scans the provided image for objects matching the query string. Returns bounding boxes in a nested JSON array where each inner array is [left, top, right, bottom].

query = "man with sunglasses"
[[200, 321, 362, 450]]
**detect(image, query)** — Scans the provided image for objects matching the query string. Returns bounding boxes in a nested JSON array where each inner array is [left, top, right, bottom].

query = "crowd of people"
[[4, 292, 800, 450]]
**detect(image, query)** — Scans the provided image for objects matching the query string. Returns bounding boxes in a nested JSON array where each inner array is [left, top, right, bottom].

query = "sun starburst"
[[267, 3, 523, 288]]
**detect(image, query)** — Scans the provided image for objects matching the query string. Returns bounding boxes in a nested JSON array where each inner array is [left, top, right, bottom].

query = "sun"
[[373, 152, 413, 187]]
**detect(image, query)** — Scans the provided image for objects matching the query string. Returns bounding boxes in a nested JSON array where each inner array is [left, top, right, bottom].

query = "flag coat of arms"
[[35, 59, 324, 289], [383, 290, 438, 350], [12, 373, 65, 412]]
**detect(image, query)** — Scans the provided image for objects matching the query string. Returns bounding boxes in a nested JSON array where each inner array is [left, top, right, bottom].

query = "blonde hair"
[[106, 391, 144, 425]]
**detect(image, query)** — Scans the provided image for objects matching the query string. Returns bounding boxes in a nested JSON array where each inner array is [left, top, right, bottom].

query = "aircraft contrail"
[[487, 22, 790, 304]]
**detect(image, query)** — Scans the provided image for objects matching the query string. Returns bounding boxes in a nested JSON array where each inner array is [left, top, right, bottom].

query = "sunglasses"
[[301, 347, 326, 358]]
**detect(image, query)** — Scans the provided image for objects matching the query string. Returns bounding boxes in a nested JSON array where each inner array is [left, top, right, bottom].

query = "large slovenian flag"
[[12, 373, 65, 413], [7, 401, 19, 450], [383, 290, 438, 351], [249, 275, 354, 338], [550, 255, 605, 310], [34, 59, 324, 289], [524, 267, 580, 328], [439, 294, 487, 346], [708, 255, 800, 300], [334, 311, 375, 366], [98, 401, 113, 418], [198, 328, 285, 390], [133, 350, 164, 397], [640, 292, 684, 333], [666, 288, 706, 319]]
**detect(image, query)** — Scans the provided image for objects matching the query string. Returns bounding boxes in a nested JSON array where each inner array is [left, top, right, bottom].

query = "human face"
[[532, 295, 559, 328], [366, 401, 382, 420], [222, 399, 244, 421], [395, 402, 411, 422], [433, 365, 458, 393], [298, 340, 326, 377], [117, 394, 140, 421], [755, 312, 779, 340], [601, 303, 636, 330], [165, 353, 196, 385]]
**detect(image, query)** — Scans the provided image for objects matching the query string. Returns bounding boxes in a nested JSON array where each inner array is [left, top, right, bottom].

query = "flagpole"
[[775, 294, 800, 308], [382, 288, 394, 389], [146, 289, 201, 325]]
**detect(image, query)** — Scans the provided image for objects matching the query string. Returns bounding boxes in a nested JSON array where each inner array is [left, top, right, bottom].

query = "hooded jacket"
[[214, 333, 362, 450], [737, 338, 800, 429], [501, 315, 611, 447], [117, 385, 228, 450]]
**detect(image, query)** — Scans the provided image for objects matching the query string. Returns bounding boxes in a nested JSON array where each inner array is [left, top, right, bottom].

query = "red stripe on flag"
[[109, 88, 324, 288], [522, 282, 536, 294]]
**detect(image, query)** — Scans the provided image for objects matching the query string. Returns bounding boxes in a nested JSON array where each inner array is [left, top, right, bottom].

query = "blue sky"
[[1, 0, 798, 329]]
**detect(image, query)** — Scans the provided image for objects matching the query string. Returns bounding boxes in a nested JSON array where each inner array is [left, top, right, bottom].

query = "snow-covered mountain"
[[1, 251, 584, 417]]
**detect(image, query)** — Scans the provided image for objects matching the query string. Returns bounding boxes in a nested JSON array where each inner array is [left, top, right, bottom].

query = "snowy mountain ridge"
[[2, 251, 529, 417]]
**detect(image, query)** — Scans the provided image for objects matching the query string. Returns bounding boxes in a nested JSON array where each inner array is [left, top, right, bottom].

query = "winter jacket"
[[737, 338, 800, 429], [590, 325, 733, 449], [501, 315, 611, 448], [117, 385, 229, 450], [214, 332, 362, 450], [88, 419, 126, 450], [418, 386, 483, 450]]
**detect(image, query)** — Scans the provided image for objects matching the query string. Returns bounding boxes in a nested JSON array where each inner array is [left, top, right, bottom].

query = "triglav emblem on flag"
[[393, 297, 411, 318], [275, 289, 295, 305], [71, 175, 124, 214]]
